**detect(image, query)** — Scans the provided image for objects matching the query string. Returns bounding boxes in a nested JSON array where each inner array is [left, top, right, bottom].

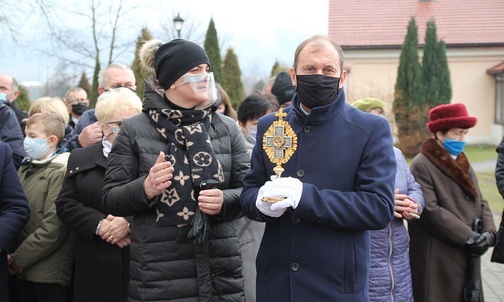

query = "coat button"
[[211, 273, 216, 280], [69, 170, 73, 174], [291, 263, 299, 271], [297, 170, 305, 177], [291, 215, 300, 224], [304, 126, 311, 133]]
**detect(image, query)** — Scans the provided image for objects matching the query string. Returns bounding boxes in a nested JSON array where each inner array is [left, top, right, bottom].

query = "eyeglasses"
[[105, 120, 123, 127], [69, 98, 87, 105], [103, 86, 136, 94]]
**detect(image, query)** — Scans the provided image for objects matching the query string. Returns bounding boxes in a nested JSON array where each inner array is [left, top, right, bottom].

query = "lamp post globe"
[[173, 13, 185, 39]]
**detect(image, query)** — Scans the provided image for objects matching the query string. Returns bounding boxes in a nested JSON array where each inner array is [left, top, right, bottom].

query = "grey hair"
[[0, 74, 19, 92], [64, 87, 87, 101], [98, 63, 134, 88]]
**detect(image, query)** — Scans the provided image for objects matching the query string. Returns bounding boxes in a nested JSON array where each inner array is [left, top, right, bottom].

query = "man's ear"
[[289, 67, 296, 86], [339, 70, 347, 87], [12, 91, 19, 100]]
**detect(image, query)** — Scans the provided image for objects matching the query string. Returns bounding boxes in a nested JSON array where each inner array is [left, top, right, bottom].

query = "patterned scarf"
[[147, 106, 223, 226]]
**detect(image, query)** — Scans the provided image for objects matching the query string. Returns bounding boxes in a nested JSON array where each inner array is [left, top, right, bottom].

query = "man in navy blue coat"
[[0, 141, 30, 301], [0, 103, 26, 169], [240, 35, 396, 302]]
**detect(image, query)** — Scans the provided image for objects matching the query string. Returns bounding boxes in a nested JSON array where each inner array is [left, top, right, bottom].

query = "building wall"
[[342, 47, 504, 145]]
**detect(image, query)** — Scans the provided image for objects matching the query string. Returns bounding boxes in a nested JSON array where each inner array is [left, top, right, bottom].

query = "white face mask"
[[246, 126, 257, 145], [23, 137, 51, 160]]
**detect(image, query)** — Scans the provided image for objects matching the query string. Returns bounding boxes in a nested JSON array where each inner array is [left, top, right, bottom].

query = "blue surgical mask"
[[0, 91, 14, 105], [23, 137, 51, 160], [442, 138, 466, 156], [0, 93, 6, 105]]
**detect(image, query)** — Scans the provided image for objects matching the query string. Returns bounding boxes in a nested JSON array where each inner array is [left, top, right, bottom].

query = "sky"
[[2, 0, 328, 94]]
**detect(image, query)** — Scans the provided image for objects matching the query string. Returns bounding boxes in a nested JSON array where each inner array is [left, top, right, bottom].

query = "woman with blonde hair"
[[56, 88, 142, 302]]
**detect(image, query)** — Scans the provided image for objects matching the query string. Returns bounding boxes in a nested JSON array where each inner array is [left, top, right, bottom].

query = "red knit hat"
[[427, 103, 477, 133]]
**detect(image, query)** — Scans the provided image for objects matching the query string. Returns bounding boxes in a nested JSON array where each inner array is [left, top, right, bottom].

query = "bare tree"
[[32, 0, 142, 104], [0, 0, 53, 43]]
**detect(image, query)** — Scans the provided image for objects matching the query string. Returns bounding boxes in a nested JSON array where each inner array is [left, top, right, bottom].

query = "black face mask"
[[296, 74, 340, 109], [71, 103, 88, 116]]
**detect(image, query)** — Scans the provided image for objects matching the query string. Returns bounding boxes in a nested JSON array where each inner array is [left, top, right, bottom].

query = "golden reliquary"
[[261, 107, 298, 203]]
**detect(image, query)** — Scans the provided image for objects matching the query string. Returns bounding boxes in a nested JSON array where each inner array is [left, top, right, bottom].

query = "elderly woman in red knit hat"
[[408, 103, 497, 302]]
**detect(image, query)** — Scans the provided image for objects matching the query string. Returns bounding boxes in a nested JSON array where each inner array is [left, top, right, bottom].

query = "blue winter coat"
[[369, 147, 425, 302], [0, 141, 29, 302], [0, 104, 26, 169], [240, 91, 396, 302]]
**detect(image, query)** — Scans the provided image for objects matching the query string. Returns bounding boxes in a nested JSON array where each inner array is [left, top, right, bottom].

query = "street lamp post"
[[173, 13, 185, 39]]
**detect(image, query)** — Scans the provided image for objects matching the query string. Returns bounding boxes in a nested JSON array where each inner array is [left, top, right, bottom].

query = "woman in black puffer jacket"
[[102, 39, 249, 302]]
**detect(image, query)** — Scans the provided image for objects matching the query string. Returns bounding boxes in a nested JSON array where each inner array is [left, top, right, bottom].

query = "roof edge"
[[341, 43, 504, 51]]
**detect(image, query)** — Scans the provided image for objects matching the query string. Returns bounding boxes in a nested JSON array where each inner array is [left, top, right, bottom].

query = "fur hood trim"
[[420, 138, 477, 199]]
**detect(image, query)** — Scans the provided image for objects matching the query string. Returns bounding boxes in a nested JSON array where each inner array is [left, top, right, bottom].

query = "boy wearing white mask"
[[8, 112, 73, 302]]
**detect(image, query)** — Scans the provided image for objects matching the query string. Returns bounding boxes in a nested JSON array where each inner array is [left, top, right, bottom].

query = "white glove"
[[255, 177, 303, 217]]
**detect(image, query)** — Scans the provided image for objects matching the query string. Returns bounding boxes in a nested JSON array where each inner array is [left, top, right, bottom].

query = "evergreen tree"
[[78, 72, 92, 97], [270, 60, 280, 78], [90, 57, 100, 108], [204, 18, 223, 84], [253, 79, 266, 92], [16, 85, 31, 112], [420, 18, 440, 140], [421, 19, 452, 140], [437, 40, 452, 105], [221, 47, 244, 109], [393, 17, 424, 157], [132, 27, 153, 96], [422, 19, 439, 104]]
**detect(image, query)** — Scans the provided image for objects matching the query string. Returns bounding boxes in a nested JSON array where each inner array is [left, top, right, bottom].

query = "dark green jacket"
[[14, 153, 74, 286]]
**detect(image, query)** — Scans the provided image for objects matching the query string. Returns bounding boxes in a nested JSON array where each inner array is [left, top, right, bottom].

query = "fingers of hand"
[[394, 211, 403, 218], [394, 193, 408, 201], [149, 163, 173, 190], [116, 238, 130, 248], [198, 192, 223, 214], [394, 205, 409, 212], [408, 201, 418, 210]]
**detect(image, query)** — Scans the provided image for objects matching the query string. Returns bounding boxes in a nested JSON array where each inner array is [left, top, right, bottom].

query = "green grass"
[[464, 145, 498, 162], [465, 145, 502, 212], [476, 171, 504, 213], [406, 144, 504, 212]]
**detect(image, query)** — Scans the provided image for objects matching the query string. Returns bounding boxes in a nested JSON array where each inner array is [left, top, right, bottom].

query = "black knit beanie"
[[154, 39, 210, 89], [271, 72, 295, 106]]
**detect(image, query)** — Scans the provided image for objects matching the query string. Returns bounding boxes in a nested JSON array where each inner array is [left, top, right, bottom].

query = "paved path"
[[471, 158, 504, 301], [481, 210, 504, 302], [472, 159, 497, 173]]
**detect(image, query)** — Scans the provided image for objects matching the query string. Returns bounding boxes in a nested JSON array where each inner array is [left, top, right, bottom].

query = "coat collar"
[[291, 89, 346, 123], [65, 143, 107, 177], [420, 138, 477, 199]]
